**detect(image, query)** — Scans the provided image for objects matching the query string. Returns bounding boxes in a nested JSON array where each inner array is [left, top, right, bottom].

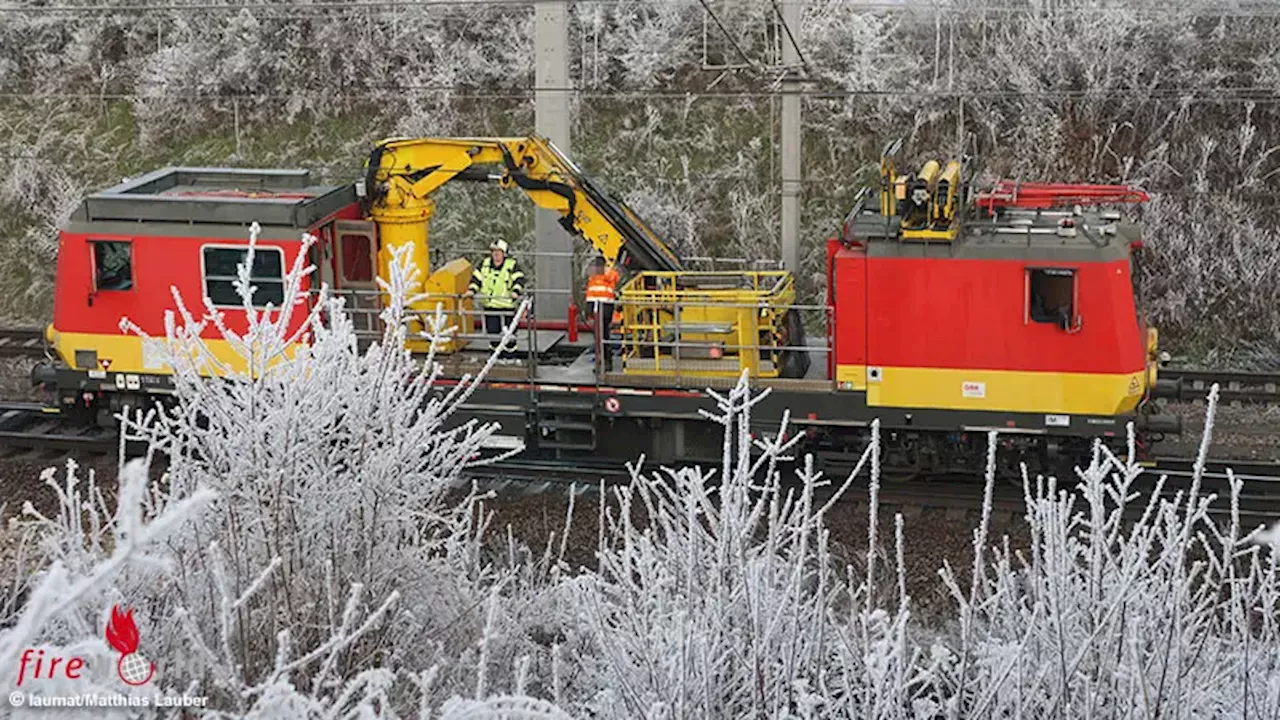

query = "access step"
[[537, 439, 599, 450], [536, 397, 597, 411], [537, 419, 595, 432]]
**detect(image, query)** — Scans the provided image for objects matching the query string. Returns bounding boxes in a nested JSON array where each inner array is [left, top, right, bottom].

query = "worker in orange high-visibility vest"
[[585, 255, 621, 371]]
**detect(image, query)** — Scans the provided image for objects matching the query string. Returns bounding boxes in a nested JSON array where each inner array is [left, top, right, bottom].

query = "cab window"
[[340, 233, 374, 283], [91, 240, 133, 291], [1028, 268, 1075, 330], [203, 246, 286, 307]]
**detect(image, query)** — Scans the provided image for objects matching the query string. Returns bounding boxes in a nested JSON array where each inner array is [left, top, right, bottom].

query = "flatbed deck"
[[434, 337, 833, 391]]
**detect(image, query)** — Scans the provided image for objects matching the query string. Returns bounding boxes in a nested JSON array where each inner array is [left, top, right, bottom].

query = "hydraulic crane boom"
[[357, 134, 801, 378], [361, 135, 684, 275]]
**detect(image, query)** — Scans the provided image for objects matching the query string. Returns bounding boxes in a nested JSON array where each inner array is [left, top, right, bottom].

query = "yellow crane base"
[[407, 258, 473, 354]]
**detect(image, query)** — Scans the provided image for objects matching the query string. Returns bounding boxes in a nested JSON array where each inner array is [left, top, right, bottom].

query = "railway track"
[[1158, 368, 1280, 404], [466, 455, 1280, 520], [0, 400, 1275, 519], [0, 327, 47, 359], [0, 401, 117, 454]]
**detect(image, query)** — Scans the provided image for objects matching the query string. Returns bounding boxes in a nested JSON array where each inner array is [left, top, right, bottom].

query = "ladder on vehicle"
[[532, 393, 598, 452]]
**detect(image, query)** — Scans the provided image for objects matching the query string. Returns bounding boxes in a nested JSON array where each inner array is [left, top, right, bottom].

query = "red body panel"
[[830, 245, 867, 371], [828, 252, 1144, 375], [52, 233, 308, 340], [52, 204, 363, 341]]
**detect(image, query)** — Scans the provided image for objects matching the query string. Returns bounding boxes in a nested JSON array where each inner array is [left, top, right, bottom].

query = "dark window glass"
[[1029, 268, 1074, 330], [203, 247, 285, 307], [92, 240, 133, 291], [340, 234, 374, 283]]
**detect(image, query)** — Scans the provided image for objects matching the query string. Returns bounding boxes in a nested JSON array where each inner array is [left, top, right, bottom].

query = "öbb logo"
[[105, 605, 155, 686], [15, 605, 154, 686]]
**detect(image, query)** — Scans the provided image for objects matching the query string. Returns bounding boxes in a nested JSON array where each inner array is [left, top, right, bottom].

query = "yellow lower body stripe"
[[47, 328, 304, 377], [839, 364, 1145, 416]]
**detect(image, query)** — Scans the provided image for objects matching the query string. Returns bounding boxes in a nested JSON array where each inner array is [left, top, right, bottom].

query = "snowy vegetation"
[[2, 227, 1277, 717], [2, 0, 1280, 364]]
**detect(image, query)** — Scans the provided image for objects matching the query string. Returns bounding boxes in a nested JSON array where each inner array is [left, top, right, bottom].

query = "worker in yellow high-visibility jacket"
[[585, 255, 620, 370], [465, 239, 525, 349]]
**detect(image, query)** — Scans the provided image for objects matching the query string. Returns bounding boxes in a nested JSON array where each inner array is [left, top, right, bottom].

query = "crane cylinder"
[[372, 201, 433, 295]]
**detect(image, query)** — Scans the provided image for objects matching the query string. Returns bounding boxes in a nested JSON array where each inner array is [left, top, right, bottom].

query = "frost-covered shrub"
[[112, 223, 561, 713], [0, 460, 217, 712], [568, 381, 905, 717], [2, 222, 575, 716], [919, 385, 1280, 717], [0, 124, 84, 321], [565, 381, 1280, 718]]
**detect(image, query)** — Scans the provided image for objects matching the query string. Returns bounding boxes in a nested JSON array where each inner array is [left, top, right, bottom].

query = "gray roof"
[[844, 195, 1139, 263], [70, 167, 357, 229]]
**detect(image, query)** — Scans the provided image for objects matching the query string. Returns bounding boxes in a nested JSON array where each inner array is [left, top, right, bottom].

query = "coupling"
[[1134, 412, 1181, 434], [30, 361, 58, 389]]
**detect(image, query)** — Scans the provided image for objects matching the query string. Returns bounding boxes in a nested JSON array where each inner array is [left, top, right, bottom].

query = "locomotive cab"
[[35, 167, 363, 425], [831, 173, 1170, 438]]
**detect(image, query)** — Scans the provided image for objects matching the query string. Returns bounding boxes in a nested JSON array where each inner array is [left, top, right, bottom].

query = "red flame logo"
[[105, 605, 155, 686], [105, 606, 139, 654]]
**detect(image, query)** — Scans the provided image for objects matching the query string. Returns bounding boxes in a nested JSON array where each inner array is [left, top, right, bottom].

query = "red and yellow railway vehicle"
[[810, 146, 1174, 472], [32, 139, 1182, 477]]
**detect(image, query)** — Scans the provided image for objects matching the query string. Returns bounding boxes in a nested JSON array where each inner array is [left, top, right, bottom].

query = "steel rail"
[[0, 404, 117, 453], [1157, 368, 1280, 404], [1142, 456, 1280, 482], [461, 455, 1280, 517], [0, 401, 48, 413], [0, 327, 47, 359]]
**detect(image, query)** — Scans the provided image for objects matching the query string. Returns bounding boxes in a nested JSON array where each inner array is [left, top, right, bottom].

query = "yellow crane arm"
[[361, 135, 683, 273]]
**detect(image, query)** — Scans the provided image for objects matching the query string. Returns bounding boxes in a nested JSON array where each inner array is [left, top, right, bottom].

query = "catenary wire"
[[3, 1, 1280, 14], [0, 155, 1266, 193], [2, 88, 1279, 100]]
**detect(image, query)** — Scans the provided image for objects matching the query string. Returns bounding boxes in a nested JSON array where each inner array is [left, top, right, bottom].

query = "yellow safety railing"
[[616, 271, 799, 379], [310, 287, 534, 352], [310, 283, 837, 388]]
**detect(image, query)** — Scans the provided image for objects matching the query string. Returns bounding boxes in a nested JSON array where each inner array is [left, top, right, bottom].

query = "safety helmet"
[[489, 240, 509, 253]]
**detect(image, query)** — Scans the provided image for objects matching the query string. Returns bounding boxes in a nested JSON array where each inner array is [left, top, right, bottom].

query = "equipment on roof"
[[973, 180, 1150, 215], [874, 137, 1152, 243], [876, 139, 964, 242]]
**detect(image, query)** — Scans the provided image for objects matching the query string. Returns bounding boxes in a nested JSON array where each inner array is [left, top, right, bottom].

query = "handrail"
[[309, 287, 836, 387]]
